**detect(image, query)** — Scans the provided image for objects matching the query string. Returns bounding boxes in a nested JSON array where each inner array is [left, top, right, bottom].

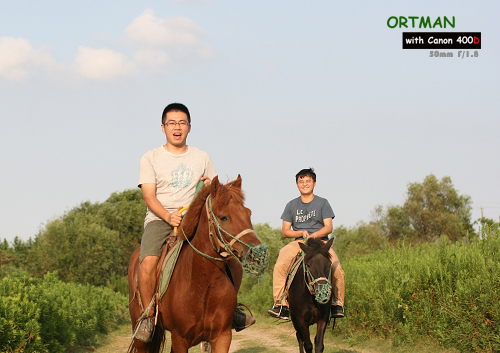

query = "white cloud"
[[125, 9, 203, 47], [124, 9, 215, 65], [0, 9, 214, 82], [73, 46, 136, 81], [0, 37, 55, 80], [133, 49, 170, 69]]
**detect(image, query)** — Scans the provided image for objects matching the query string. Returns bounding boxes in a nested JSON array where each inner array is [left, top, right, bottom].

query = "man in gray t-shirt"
[[281, 195, 335, 241], [268, 168, 345, 320]]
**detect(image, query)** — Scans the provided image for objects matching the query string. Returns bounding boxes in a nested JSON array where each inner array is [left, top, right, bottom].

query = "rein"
[[180, 195, 269, 277], [301, 251, 333, 305]]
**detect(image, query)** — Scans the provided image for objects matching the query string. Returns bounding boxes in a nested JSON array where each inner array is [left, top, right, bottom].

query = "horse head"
[[299, 238, 334, 304], [206, 175, 269, 276]]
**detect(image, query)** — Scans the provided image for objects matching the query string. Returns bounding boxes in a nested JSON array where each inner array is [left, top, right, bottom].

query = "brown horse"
[[128, 175, 269, 353]]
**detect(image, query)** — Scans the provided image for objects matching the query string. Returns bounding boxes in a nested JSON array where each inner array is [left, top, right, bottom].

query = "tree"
[[28, 189, 146, 286], [333, 221, 388, 259], [388, 174, 474, 243]]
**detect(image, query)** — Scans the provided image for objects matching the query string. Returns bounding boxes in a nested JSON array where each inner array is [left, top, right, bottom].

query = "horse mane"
[[212, 180, 245, 209], [177, 184, 210, 241], [177, 178, 245, 241], [303, 238, 332, 263]]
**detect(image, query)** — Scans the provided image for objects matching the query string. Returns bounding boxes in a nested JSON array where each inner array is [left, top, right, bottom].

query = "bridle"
[[302, 251, 333, 305], [180, 194, 269, 277]]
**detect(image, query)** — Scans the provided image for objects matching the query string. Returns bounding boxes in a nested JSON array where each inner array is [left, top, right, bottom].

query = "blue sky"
[[1, 1, 499, 242]]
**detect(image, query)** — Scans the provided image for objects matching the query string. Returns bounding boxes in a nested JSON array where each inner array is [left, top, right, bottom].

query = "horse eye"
[[219, 216, 229, 222]]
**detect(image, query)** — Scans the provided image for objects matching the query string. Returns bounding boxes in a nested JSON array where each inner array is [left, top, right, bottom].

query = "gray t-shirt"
[[281, 195, 335, 240], [138, 146, 216, 227]]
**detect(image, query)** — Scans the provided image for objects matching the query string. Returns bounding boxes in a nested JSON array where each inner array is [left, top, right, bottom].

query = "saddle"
[[281, 253, 303, 304]]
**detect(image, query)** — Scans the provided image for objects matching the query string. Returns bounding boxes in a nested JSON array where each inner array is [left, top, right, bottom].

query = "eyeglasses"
[[298, 180, 314, 184], [164, 120, 190, 128]]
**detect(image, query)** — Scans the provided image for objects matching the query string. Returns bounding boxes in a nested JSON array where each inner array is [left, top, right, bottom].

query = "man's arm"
[[307, 218, 333, 239], [282, 220, 309, 239], [141, 183, 182, 227]]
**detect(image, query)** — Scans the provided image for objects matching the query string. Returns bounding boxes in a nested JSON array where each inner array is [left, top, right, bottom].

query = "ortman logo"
[[387, 16, 456, 29], [387, 16, 481, 50]]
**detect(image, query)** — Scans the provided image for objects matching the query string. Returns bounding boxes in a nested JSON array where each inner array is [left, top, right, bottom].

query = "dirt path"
[[88, 319, 376, 353]]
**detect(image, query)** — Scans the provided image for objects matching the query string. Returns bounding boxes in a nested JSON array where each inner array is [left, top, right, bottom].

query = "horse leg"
[[292, 319, 312, 353], [314, 320, 328, 353], [209, 330, 232, 353], [169, 332, 189, 353], [295, 331, 305, 353], [300, 326, 313, 353]]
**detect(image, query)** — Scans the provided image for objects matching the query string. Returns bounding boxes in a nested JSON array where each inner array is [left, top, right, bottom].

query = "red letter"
[[473, 36, 480, 44]]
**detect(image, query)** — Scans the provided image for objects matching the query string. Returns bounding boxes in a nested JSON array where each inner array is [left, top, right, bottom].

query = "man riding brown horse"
[[135, 103, 254, 342]]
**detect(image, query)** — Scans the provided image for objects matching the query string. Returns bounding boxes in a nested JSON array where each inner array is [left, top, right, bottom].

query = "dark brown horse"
[[128, 175, 268, 353], [288, 238, 335, 353]]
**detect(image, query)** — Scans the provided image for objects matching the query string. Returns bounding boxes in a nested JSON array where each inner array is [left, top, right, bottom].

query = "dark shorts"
[[139, 220, 174, 263]]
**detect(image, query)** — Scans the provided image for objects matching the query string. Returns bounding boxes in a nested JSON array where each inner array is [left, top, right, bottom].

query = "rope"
[[302, 251, 333, 305], [176, 195, 269, 278], [207, 198, 269, 277]]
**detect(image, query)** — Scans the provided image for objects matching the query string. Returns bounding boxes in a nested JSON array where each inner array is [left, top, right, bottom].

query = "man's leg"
[[328, 247, 345, 318], [269, 241, 302, 319], [138, 255, 160, 315], [135, 220, 173, 342]]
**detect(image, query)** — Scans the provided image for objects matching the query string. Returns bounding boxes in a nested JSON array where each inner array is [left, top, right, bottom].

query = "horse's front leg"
[[295, 331, 305, 353], [170, 332, 189, 353], [209, 329, 232, 353], [292, 318, 312, 353], [314, 320, 328, 353]]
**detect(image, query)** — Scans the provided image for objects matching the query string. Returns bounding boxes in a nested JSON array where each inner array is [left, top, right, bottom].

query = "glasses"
[[298, 180, 314, 185], [164, 120, 190, 128]]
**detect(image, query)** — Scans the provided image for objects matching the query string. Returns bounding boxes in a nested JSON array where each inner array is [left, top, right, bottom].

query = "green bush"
[[0, 272, 128, 353], [335, 224, 500, 353], [238, 224, 289, 312]]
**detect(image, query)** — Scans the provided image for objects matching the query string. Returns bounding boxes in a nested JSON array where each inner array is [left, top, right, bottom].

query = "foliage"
[[0, 272, 128, 353], [238, 223, 289, 313], [0, 236, 32, 278], [333, 221, 389, 259], [334, 175, 475, 259], [27, 189, 145, 286], [394, 174, 474, 243], [334, 223, 500, 353]]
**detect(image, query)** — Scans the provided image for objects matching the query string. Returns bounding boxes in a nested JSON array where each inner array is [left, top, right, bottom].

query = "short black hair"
[[162, 103, 191, 124], [295, 168, 316, 183]]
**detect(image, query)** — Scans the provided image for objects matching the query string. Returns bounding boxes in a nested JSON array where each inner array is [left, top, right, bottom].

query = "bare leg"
[[138, 255, 160, 315]]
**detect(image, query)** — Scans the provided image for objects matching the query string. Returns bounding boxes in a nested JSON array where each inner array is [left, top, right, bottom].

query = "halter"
[[302, 251, 333, 305], [180, 195, 269, 277]]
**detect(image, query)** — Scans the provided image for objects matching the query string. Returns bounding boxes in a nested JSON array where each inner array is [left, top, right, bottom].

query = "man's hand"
[[168, 207, 183, 227], [302, 230, 310, 240], [199, 176, 211, 186]]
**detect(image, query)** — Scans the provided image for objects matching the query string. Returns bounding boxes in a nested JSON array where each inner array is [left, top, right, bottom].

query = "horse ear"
[[325, 237, 334, 249], [210, 175, 220, 197], [232, 174, 242, 189], [298, 242, 308, 253]]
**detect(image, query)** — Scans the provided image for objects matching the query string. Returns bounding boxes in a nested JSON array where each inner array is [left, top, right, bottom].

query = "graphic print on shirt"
[[295, 208, 317, 223], [171, 163, 194, 188]]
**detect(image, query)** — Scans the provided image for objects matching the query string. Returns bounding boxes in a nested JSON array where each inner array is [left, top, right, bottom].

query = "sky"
[[1, 1, 499, 243]]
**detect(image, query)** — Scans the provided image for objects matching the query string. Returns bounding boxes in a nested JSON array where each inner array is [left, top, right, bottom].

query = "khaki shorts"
[[139, 220, 174, 263]]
